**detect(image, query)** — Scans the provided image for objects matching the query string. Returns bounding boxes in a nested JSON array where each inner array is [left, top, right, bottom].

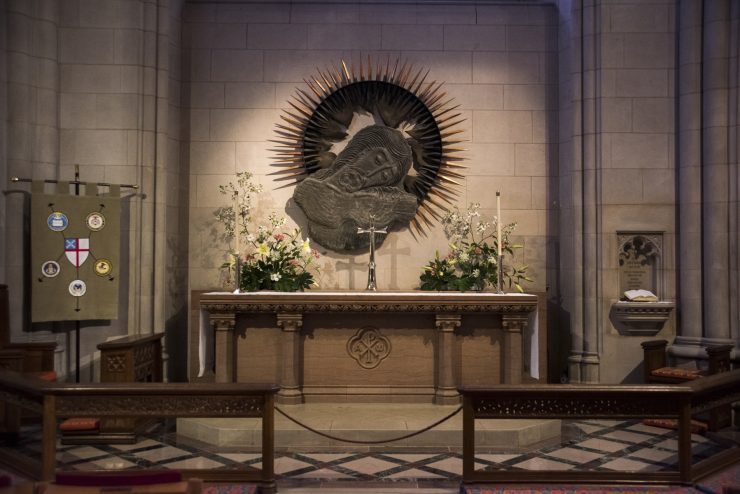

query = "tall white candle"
[[496, 191, 502, 257], [233, 192, 240, 257]]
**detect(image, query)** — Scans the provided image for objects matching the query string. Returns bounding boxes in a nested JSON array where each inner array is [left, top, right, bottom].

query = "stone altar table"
[[199, 291, 539, 405]]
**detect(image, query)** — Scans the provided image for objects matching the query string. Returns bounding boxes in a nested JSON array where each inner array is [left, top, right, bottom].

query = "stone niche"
[[611, 232, 674, 336], [618, 232, 663, 297]]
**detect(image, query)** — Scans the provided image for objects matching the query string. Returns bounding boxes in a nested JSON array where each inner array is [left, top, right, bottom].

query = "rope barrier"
[[274, 405, 463, 445]]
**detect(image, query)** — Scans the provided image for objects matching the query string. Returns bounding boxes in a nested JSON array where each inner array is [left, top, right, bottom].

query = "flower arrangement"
[[240, 213, 320, 291], [214, 171, 319, 291], [419, 203, 532, 292]]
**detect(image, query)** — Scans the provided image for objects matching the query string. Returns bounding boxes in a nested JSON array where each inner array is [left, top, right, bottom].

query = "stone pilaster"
[[435, 315, 461, 405], [677, 0, 704, 341], [211, 314, 235, 383], [502, 314, 527, 385], [702, 0, 731, 341], [277, 313, 303, 405]]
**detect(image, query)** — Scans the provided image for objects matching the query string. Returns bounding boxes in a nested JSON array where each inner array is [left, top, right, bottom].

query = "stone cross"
[[357, 216, 388, 291]]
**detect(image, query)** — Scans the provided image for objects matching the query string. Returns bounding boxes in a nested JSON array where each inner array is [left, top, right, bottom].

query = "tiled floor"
[[2, 419, 737, 489]]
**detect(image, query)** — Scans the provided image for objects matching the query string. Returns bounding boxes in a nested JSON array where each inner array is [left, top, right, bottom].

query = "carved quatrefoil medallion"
[[347, 327, 391, 369]]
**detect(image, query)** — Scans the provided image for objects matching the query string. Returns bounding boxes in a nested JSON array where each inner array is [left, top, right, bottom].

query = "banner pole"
[[74, 166, 81, 383]]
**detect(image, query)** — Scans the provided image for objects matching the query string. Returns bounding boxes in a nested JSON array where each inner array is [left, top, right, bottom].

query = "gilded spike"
[[340, 60, 351, 82], [311, 75, 327, 95], [440, 129, 466, 139]]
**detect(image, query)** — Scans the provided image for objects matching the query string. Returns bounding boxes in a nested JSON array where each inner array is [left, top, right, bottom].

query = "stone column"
[[676, 0, 704, 343], [211, 314, 235, 383], [502, 314, 527, 385], [702, 0, 732, 341], [277, 313, 303, 405], [435, 315, 461, 405]]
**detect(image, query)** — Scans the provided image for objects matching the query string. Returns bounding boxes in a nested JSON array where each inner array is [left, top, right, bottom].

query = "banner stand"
[[10, 165, 139, 383]]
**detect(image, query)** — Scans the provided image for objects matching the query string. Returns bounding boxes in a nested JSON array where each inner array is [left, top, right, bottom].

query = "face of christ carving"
[[293, 125, 418, 251], [271, 57, 466, 253]]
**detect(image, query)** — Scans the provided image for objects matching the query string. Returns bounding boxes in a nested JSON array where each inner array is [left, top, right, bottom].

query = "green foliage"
[[239, 215, 320, 292], [213, 173, 319, 292], [419, 203, 533, 292]]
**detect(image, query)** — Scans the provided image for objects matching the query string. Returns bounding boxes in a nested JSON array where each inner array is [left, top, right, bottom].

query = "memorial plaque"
[[618, 233, 662, 297]]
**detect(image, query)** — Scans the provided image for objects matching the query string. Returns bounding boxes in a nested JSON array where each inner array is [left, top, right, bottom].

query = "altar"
[[197, 291, 543, 405]]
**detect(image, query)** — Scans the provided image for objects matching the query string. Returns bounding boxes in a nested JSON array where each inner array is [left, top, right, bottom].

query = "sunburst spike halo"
[[303, 78, 324, 100], [326, 66, 341, 88], [418, 201, 443, 221], [296, 88, 320, 107], [340, 59, 351, 82], [349, 58, 358, 82], [418, 80, 443, 101], [407, 66, 426, 94], [438, 118, 467, 131], [271, 57, 469, 244], [412, 68, 431, 95], [311, 75, 328, 95]]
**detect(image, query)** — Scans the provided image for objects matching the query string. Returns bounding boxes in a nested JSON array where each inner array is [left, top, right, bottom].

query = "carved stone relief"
[[347, 327, 391, 369]]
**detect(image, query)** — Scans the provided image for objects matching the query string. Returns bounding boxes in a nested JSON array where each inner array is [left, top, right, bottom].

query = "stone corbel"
[[610, 301, 675, 337], [435, 314, 461, 405], [501, 314, 528, 385], [277, 313, 304, 404]]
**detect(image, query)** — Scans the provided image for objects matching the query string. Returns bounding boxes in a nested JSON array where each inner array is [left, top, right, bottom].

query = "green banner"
[[31, 183, 121, 322]]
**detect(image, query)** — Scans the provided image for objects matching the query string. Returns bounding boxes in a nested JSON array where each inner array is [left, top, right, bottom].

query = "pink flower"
[[289, 259, 300, 266], [274, 234, 285, 241]]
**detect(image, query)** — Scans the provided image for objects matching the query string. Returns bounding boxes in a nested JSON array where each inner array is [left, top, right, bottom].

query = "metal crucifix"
[[357, 215, 388, 291]]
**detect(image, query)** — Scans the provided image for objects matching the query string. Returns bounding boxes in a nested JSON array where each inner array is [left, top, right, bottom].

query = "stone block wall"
[[184, 1, 558, 295]]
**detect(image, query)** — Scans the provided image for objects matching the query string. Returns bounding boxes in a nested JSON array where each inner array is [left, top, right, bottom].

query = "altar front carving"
[[198, 292, 541, 405]]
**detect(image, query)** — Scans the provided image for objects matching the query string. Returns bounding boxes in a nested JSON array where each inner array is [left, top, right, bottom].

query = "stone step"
[[176, 404, 560, 452]]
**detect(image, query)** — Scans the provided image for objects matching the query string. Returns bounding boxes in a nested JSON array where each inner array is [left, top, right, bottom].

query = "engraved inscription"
[[347, 327, 391, 369]]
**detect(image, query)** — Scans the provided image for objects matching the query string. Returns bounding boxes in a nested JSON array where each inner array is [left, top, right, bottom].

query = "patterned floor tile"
[[476, 454, 521, 465], [292, 468, 355, 479], [513, 457, 574, 471], [386, 468, 445, 479], [603, 430, 654, 444], [58, 446, 109, 460], [163, 457, 229, 469], [654, 439, 679, 451], [216, 453, 261, 463], [258, 457, 313, 475], [109, 439, 162, 451], [132, 445, 191, 462], [545, 447, 603, 464], [600, 457, 655, 471], [4, 418, 737, 485], [577, 438, 630, 453], [337, 457, 400, 475], [424, 457, 463, 475], [382, 453, 438, 464]]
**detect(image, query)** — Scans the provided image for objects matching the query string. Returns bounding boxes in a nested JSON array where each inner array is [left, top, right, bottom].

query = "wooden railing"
[[0, 370, 278, 493], [460, 368, 740, 486]]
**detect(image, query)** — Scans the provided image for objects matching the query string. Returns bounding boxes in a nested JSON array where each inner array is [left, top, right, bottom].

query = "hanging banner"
[[31, 182, 121, 322]]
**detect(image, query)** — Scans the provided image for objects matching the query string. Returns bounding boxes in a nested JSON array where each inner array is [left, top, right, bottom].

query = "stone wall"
[[183, 1, 558, 296]]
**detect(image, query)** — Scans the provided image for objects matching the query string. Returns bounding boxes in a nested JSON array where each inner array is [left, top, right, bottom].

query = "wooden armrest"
[[641, 339, 668, 382], [706, 344, 734, 374]]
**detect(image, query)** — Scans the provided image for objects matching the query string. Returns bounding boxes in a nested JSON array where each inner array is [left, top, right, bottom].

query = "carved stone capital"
[[501, 314, 528, 333], [435, 314, 461, 332], [277, 313, 303, 332], [211, 313, 236, 332]]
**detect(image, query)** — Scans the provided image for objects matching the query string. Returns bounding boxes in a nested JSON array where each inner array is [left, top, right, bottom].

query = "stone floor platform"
[[176, 403, 561, 452]]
